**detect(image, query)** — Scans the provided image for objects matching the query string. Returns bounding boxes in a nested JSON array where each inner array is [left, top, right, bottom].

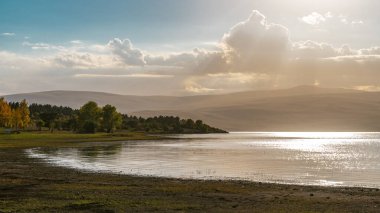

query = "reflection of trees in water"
[[78, 144, 122, 158]]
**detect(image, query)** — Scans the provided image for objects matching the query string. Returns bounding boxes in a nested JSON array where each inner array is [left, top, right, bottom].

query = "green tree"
[[185, 119, 195, 129], [35, 119, 44, 131], [101, 104, 122, 133], [78, 101, 101, 133], [40, 112, 58, 132]]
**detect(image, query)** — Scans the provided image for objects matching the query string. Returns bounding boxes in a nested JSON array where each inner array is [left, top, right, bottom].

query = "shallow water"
[[27, 132, 380, 188]]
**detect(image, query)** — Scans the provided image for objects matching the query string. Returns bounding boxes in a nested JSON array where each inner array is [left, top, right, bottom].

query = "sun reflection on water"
[[27, 132, 380, 188]]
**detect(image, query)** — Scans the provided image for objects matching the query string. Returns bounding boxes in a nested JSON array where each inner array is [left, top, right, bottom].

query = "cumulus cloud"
[[180, 10, 379, 93], [177, 10, 291, 92], [220, 10, 290, 74], [222, 11, 290, 56], [107, 38, 146, 66], [300, 12, 327, 25]]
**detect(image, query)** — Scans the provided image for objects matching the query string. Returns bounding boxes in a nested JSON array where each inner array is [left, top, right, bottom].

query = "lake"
[[26, 132, 380, 188]]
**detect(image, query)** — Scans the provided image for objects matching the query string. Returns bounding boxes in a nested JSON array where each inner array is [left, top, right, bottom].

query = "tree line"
[[0, 99, 227, 134]]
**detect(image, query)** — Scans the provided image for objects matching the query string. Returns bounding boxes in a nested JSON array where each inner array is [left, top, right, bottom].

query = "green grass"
[[0, 131, 160, 149]]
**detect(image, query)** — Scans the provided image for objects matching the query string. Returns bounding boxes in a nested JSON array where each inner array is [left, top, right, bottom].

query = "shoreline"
[[1, 133, 380, 212], [25, 147, 380, 190]]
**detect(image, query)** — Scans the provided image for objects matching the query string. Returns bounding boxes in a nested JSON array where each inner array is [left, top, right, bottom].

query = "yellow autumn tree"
[[19, 99, 31, 128], [11, 108, 23, 130], [0, 98, 12, 127]]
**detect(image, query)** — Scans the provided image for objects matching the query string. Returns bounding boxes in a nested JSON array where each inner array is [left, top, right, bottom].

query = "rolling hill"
[[4, 86, 380, 131]]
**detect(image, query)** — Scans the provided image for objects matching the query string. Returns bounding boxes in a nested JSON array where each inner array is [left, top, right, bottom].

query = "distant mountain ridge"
[[4, 86, 379, 131]]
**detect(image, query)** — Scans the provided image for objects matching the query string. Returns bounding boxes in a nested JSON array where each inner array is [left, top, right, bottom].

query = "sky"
[[1, 0, 380, 95]]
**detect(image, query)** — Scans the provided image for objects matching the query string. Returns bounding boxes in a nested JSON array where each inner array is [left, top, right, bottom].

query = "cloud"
[[324, 12, 333, 19], [178, 10, 380, 93], [1, 32, 15, 36], [74, 73, 174, 78], [0, 10, 379, 95], [300, 12, 327, 25], [292, 41, 375, 59], [70, 40, 83, 45], [353, 85, 380, 92], [178, 10, 291, 92], [184, 72, 271, 93], [0, 51, 58, 94], [144, 48, 228, 74], [221, 10, 290, 73], [185, 85, 221, 93], [292, 41, 339, 58], [52, 52, 118, 69], [300, 12, 364, 27], [359, 47, 380, 55], [144, 51, 197, 67], [223, 10, 290, 55], [107, 38, 146, 66], [351, 20, 363, 25], [77, 11, 380, 94], [0, 51, 51, 71], [22, 42, 65, 51], [338, 15, 349, 25]]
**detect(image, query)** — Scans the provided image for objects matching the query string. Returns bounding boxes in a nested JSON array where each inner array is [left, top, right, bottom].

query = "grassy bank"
[[1, 132, 380, 212], [0, 131, 159, 149]]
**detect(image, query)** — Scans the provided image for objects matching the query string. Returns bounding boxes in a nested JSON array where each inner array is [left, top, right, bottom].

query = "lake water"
[[26, 132, 380, 188]]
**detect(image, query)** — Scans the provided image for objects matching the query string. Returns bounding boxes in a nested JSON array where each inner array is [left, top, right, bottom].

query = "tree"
[[35, 119, 44, 131], [0, 98, 12, 127], [82, 121, 98, 133], [11, 108, 22, 130], [29, 103, 77, 132], [78, 101, 101, 133], [101, 104, 122, 133], [40, 112, 58, 132], [19, 99, 31, 128], [184, 119, 195, 129]]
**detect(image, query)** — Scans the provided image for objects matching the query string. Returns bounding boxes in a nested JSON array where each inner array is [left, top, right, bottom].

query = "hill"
[[5, 86, 379, 131]]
